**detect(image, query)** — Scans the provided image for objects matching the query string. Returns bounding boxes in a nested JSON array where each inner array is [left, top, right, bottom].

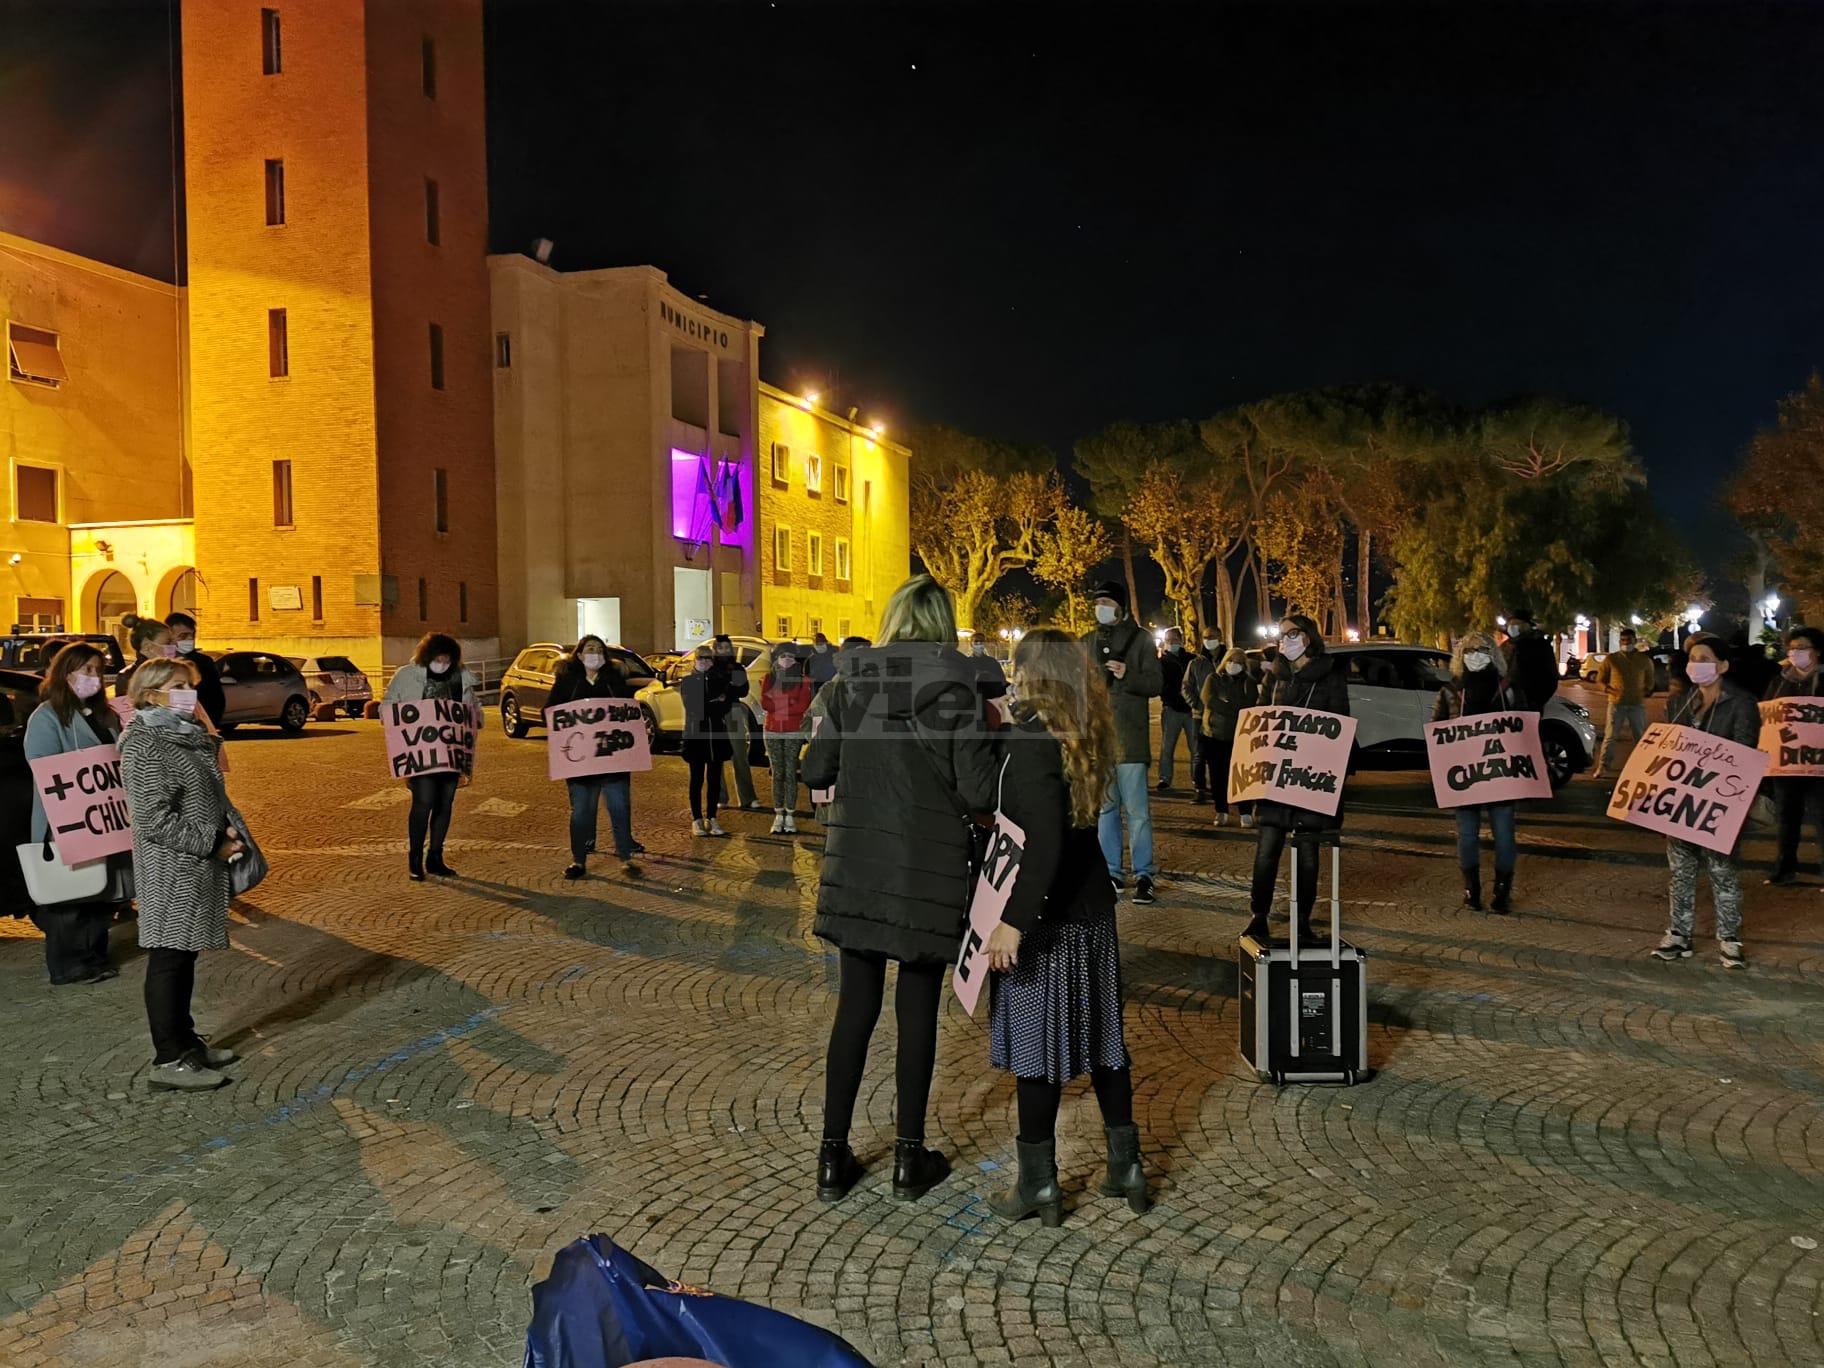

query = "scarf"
[[137, 705, 221, 754]]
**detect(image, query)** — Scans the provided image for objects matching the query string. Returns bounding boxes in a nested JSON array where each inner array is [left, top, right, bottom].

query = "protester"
[[1242, 615, 1350, 944], [1763, 624, 1824, 887], [1653, 633, 1758, 969], [711, 636, 763, 812], [1591, 627, 1655, 781], [1156, 627, 1196, 794], [383, 633, 481, 880], [1182, 626, 1224, 803], [1202, 646, 1258, 828], [1081, 583, 1163, 905], [1433, 631, 1526, 913], [762, 641, 815, 833], [116, 614, 178, 698], [803, 574, 999, 1204], [966, 631, 1010, 702], [983, 629, 1149, 1226], [118, 657, 243, 1091], [678, 643, 735, 836], [548, 636, 640, 880], [1500, 607, 1558, 711], [1728, 629, 1777, 701], [165, 612, 226, 728], [22, 643, 131, 985], [808, 632, 839, 688]]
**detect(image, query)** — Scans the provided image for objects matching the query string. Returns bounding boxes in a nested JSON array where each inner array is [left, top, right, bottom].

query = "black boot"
[[892, 1138, 951, 1201], [409, 850, 425, 882], [426, 852, 457, 878], [1296, 916, 1324, 945], [1096, 1123, 1152, 1214], [816, 1139, 864, 1202], [1462, 868, 1482, 911], [1491, 870, 1513, 915], [1241, 912, 1272, 944], [987, 1138, 1064, 1227]]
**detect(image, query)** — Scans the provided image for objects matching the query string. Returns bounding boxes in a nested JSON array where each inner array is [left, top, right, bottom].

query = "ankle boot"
[[409, 850, 425, 882], [988, 1138, 1064, 1227], [815, 1139, 864, 1202], [1491, 870, 1513, 915], [1241, 912, 1272, 944], [1462, 868, 1482, 911], [891, 1138, 951, 1201], [1096, 1123, 1152, 1214]]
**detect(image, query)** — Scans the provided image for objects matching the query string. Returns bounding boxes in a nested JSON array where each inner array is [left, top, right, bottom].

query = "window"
[[495, 332, 512, 368], [310, 575, 323, 621], [776, 616, 791, 639], [433, 467, 449, 533], [805, 453, 823, 495], [249, 578, 261, 623], [670, 346, 708, 427], [268, 308, 289, 378], [833, 464, 849, 503], [421, 36, 437, 99], [428, 322, 444, 389], [774, 525, 791, 572], [14, 465, 57, 523], [264, 159, 286, 225], [459, 581, 469, 623], [261, 9, 282, 75], [7, 323, 66, 386], [835, 536, 851, 582], [418, 577, 428, 621], [770, 442, 790, 484], [808, 531, 824, 577], [809, 616, 822, 637], [837, 617, 851, 639], [272, 460, 294, 526], [424, 177, 440, 245]]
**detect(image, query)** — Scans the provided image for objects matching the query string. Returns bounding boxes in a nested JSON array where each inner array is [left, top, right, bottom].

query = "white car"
[[635, 636, 769, 751], [1331, 643, 1596, 789]]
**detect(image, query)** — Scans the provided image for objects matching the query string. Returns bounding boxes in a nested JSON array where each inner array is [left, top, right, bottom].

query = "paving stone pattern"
[[3, 690, 1823, 1367]]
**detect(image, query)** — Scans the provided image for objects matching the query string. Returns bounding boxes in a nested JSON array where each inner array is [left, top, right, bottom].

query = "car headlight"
[[1562, 701, 1590, 719]]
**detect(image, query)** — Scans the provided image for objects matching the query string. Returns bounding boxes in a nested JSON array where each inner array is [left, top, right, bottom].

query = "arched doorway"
[[90, 572, 137, 648], [166, 568, 199, 618]]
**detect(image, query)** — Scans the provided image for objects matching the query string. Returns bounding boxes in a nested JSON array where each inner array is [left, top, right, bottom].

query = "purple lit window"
[[670, 449, 750, 547]]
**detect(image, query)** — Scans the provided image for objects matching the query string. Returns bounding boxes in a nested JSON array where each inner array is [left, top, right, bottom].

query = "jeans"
[[28, 903, 115, 984], [1455, 802, 1517, 874], [724, 706, 758, 807], [1159, 709, 1196, 787], [688, 757, 723, 820], [568, 775, 633, 861], [407, 774, 459, 859], [1098, 762, 1156, 880], [1771, 776, 1824, 877], [1600, 702, 1648, 771], [1667, 838, 1743, 942], [1250, 824, 1319, 921], [767, 734, 802, 811], [144, 946, 200, 1064], [823, 950, 945, 1143]]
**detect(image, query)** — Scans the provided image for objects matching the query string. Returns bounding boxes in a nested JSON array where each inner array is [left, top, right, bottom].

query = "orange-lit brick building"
[[181, 0, 497, 667]]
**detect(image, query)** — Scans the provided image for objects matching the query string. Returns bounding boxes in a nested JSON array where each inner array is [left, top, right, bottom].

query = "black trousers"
[[145, 946, 200, 1064], [28, 903, 115, 984], [1773, 777, 1824, 877], [1016, 1065, 1135, 1145], [407, 774, 460, 858], [687, 757, 723, 820], [1250, 824, 1319, 921], [823, 949, 945, 1144]]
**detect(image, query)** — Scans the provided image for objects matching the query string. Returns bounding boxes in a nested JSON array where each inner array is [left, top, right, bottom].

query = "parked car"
[[208, 650, 313, 731], [499, 643, 659, 739], [0, 632, 126, 679], [1579, 650, 1672, 693], [291, 654, 374, 718], [635, 638, 768, 751], [1332, 643, 1595, 788]]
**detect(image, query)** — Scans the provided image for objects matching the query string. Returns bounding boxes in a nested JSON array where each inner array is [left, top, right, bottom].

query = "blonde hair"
[[876, 574, 958, 646], [1451, 630, 1507, 678], [129, 657, 199, 708], [1216, 646, 1251, 674], [1011, 629, 1116, 828]]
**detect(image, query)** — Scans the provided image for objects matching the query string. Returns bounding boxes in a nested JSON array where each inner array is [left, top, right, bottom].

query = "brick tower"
[[181, 0, 497, 669]]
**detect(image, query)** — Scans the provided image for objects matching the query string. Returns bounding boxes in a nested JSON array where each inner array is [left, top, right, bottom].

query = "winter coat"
[[762, 669, 816, 733], [969, 653, 1009, 701], [677, 667, 736, 762], [1668, 678, 1760, 750], [1183, 651, 1218, 720], [22, 700, 133, 904], [119, 710, 233, 952], [547, 662, 634, 708], [1158, 648, 1193, 714], [1765, 666, 1824, 702], [803, 641, 1000, 965], [1502, 629, 1559, 712], [1254, 651, 1352, 833], [994, 713, 1117, 934], [1081, 618, 1164, 765], [808, 649, 838, 688], [1200, 669, 1258, 740], [384, 663, 483, 720], [1598, 650, 1656, 706], [1431, 676, 1526, 722]]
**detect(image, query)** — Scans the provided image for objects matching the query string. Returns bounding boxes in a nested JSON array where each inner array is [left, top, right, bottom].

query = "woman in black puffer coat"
[[802, 575, 999, 1205], [1242, 614, 1351, 945]]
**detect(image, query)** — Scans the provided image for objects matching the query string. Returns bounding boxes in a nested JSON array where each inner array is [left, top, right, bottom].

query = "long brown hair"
[[1011, 628, 1116, 828], [40, 642, 114, 729]]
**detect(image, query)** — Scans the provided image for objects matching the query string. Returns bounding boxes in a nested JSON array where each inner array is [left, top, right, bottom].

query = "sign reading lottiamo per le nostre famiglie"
[[1227, 706, 1358, 816], [1607, 723, 1769, 854]]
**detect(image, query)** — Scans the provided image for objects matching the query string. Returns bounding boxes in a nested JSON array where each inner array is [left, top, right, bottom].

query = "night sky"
[[5, 0, 1822, 533]]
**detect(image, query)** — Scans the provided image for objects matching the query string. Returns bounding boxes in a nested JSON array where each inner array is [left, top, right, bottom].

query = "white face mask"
[[1094, 604, 1119, 626], [1687, 661, 1719, 687], [1281, 636, 1307, 662], [429, 659, 451, 675], [1464, 651, 1492, 673], [777, 657, 797, 672], [174, 639, 196, 655], [1202, 639, 1220, 652], [1224, 662, 1244, 676], [164, 688, 199, 714], [580, 653, 605, 672], [72, 672, 104, 700], [814, 643, 829, 654], [1792, 649, 1815, 672]]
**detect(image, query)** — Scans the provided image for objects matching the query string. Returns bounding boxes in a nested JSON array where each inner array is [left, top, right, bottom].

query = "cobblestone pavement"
[[4, 684, 1823, 1367]]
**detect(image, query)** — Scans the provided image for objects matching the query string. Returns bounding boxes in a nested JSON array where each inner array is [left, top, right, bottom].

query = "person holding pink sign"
[[549, 636, 641, 881], [383, 633, 482, 881], [21, 643, 132, 985], [1432, 631, 1528, 914], [1763, 625, 1824, 887], [983, 630, 1148, 1228], [1652, 634, 1761, 969]]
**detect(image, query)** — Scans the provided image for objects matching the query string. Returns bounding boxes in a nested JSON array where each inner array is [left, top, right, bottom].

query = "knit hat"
[[1091, 581, 1128, 611]]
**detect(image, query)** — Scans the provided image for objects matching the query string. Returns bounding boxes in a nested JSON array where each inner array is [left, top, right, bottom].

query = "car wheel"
[[1541, 722, 1578, 790], [640, 704, 660, 752], [279, 696, 310, 732], [502, 693, 529, 739], [347, 703, 365, 719]]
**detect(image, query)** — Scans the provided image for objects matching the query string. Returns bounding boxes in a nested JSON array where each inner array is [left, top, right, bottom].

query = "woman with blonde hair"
[[1432, 629, 1527, 913], [1202, 645, 1259, 828], [983, 629, 1149, 1226], [803, 574, 1000, 1203]]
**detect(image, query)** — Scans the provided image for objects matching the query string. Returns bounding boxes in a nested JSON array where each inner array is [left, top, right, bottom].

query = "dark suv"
[[0, 633, 126, 678], [499, 642, 659, 738]]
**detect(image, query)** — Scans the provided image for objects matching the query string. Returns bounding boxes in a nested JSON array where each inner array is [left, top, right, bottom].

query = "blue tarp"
[[523, 1235, 873, 1368]]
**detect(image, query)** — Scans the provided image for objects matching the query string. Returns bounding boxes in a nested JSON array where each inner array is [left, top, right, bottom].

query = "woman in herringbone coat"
[[119, 658, 245, 1092]]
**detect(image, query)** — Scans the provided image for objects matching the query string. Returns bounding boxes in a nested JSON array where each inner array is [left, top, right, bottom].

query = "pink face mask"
[[159, 643, 179, 659], [71, 673, 104, 700], [1687, 661, 1719, 687]]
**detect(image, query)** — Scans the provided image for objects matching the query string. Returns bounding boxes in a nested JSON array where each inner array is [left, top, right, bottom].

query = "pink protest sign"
[[1227, 706, 1358, 816], [544, 699, 653, 779], [29, 745, 133, 864], [952, 765, 1027, 1016], [1607, 723, 1769, 854], [382, 699, 478, 779], [1424, 711, 1553, 807], [1759, 699, 1824, 777]]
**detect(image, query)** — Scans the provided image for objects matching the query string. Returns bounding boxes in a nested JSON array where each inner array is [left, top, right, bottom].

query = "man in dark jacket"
[[710, 635, 761, 810], [1156, 627, 1195, 793], [166, 612, 226, 728], [808, 632, 838, 688], [965, 632, 1009, 701], [1081, 582, 1164, 903], [1500, 607, 1559, 712], [1182, 626, 1223, 801]]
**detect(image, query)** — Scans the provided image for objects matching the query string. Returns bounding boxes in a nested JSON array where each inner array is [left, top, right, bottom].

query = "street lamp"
[[1680, 604, 1703, 647], [1763, 593, 1780, 624]]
